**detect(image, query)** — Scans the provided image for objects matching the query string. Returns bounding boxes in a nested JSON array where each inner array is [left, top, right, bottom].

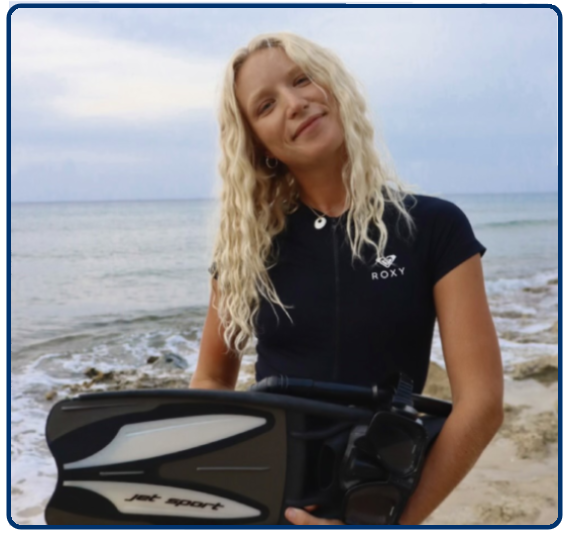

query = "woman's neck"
[[290, 153, 349, 218]]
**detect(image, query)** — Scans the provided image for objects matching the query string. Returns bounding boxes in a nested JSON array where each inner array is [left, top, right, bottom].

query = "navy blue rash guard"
[[211, 195, 486, 394]]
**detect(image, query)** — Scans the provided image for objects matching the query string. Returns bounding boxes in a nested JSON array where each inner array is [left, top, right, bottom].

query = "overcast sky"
[[9, 5, 559, 202]]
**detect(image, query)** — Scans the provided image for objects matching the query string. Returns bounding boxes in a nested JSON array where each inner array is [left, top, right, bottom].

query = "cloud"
[[311, 8, 557, 106], [8, 6, 558, 201], [10, 15, 226, 121], [10, 145, 148, 175]]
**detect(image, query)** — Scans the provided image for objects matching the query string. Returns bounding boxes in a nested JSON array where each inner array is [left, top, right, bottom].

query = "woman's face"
[[235, 47, 345, 171]]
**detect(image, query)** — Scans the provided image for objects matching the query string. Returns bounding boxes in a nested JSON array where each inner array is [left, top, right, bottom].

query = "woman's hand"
[[285, 506, 344, 525]]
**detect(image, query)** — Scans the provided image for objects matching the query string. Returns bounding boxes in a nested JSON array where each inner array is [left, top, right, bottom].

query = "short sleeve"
[[429, 200, 486, 284], [208, 261, 218, 280]]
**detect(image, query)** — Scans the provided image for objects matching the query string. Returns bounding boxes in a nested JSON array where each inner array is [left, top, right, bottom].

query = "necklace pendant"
[[314, 216, 327, 230]]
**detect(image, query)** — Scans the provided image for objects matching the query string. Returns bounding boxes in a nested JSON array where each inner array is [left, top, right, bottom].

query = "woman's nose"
[[285, 91, 309, 118]]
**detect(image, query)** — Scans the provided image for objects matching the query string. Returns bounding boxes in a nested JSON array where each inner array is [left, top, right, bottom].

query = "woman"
[[190, 33, 503, 525]]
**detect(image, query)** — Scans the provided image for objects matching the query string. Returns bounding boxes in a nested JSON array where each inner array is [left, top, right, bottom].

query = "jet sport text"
[[125, 493, 224, 510]]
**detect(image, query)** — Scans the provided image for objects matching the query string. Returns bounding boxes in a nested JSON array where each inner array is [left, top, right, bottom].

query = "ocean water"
[[10, 193, 559, 524]]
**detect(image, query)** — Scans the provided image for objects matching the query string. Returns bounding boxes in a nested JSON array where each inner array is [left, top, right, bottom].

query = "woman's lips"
[[294, 114, 324, 140]]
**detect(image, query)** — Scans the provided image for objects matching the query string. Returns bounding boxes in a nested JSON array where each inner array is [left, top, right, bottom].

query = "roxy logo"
[[372, 255, 406, 280], [376, 255, 397, 268], [125, 493, 224, 511]]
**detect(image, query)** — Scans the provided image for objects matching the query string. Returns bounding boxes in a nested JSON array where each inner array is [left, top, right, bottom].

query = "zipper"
[[331, 223, 340, 381]]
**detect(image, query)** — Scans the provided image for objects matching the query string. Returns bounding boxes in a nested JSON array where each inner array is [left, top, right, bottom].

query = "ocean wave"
[[99, 268, 191, 280], [79, 306, 207, 329], [485, 270, 558, 295], [476, 218, 558, 229]]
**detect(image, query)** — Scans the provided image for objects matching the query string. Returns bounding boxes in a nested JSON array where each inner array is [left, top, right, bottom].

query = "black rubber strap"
[[251, 376, 452, 417]]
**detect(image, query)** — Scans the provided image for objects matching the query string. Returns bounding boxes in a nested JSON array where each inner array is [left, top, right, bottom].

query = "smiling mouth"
[[293, 114, 324, 140]]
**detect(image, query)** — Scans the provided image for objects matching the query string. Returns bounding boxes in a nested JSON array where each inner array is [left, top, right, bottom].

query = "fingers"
[[284, 508, 318, 525], [285, 507, 343, 525]]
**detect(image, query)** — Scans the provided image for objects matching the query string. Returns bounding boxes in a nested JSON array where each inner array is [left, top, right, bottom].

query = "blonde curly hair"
[[212, 32, 414, 358]]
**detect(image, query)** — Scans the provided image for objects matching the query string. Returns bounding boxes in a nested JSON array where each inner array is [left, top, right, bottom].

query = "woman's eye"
[[256, 77, 310, 115]]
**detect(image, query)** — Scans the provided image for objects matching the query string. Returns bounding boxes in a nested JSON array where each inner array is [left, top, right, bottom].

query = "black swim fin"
[[44, 388, 374, 525], [45, 377, 451, 525]]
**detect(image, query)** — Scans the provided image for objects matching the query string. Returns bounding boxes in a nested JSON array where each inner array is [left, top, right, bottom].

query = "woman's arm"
[[398, 253, 504, 525], [190, 280, 241, 390]]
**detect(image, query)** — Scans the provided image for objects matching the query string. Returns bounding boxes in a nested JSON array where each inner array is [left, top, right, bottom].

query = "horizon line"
[[9, 191, 561, 205]]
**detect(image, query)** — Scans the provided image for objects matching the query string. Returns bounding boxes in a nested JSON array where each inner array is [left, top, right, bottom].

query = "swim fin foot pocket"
[[44, 374, 451, 525]]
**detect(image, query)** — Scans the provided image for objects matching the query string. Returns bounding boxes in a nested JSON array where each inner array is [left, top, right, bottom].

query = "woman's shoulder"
[[405, 193, 460, 212], [403, 193, 470, 227]]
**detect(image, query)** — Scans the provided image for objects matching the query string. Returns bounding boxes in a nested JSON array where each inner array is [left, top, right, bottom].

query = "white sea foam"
[[11, 369, 57, 525], [10, 326, 202, 525], [485, 270, 557, 296], [429, 267, 558, 373]]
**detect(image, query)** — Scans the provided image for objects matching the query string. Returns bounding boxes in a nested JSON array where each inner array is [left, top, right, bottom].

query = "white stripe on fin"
[[65, 415, 266, 469]]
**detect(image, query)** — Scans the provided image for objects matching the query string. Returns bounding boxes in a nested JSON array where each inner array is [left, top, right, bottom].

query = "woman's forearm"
[[398, 399, 503, 525]]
